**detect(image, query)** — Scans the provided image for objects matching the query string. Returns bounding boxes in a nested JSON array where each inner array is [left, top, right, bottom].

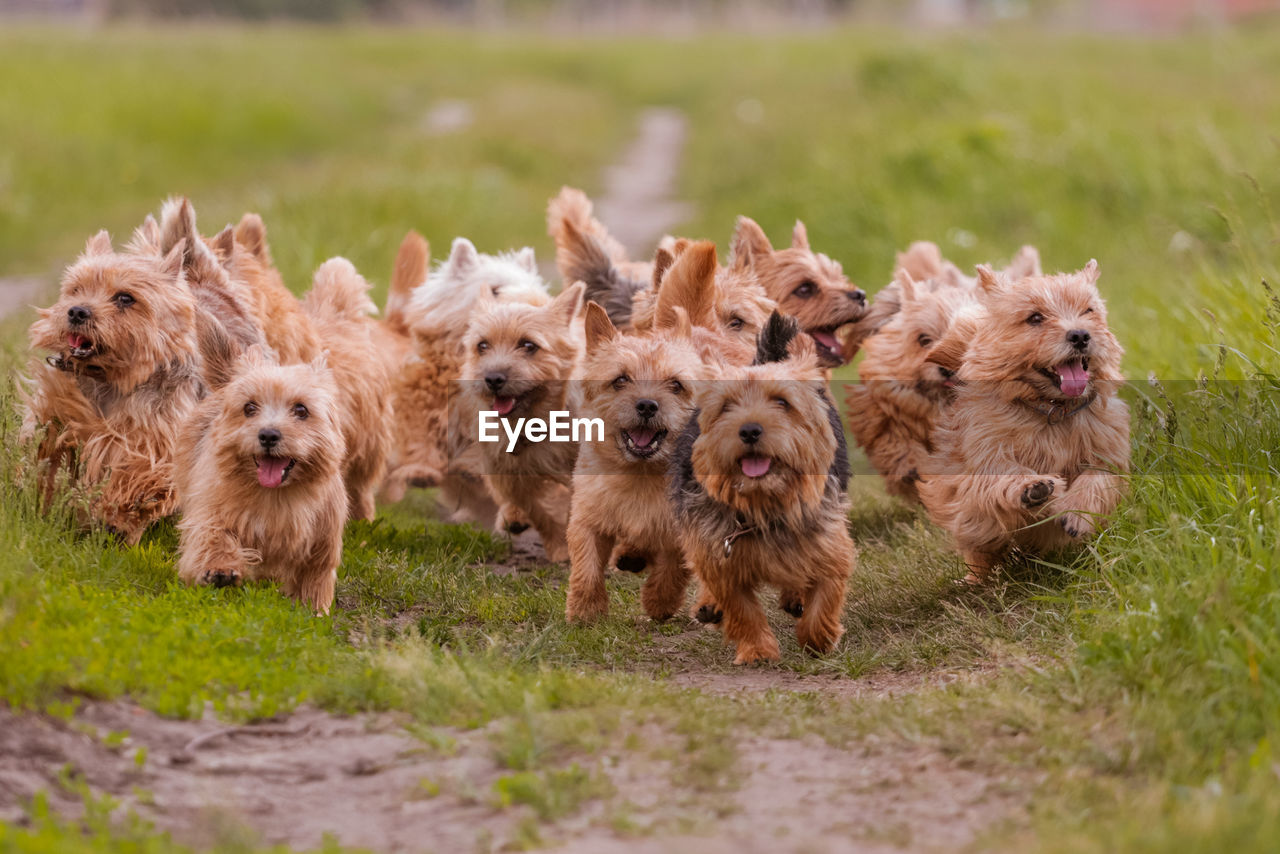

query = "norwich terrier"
[[917, 260, 1130, 584], [728, 217, 867, 366], [670, 313, 856, 664], [176, 350, 346, 614], [381, 236, 551, 521], [23, 231, 204, 541], [459, 282, 585, 560], [547, 188, 775, 354], [846, 268, 982, 502], [565, 302, 706, 622]]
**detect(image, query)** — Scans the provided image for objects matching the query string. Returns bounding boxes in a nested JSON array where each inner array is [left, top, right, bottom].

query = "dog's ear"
[[924, 315, 979, 372], [753, 311, 801, 365], [1081, 258, 1100, 285], [655, 241, 717, 330], [652, 247, 675, 291], [895, 241, 943, 282], [731, 216, 772, 265], [894, 268, 917, 305], [127, 214, 161, 255], [309, 350, 330, 374], [1006, 245, 1042, 279], [548, 281, 584, 325], [159, 196, 197, 257], [210, 226, 236, 264], [791, 220, 810, 250], [654, 301, 695, 341], [975, 264, 1004, 295], [515, 247, 538, 275], [447, 237, 480, 275], [84, 230, 113, 257], [583, 301, 618, 353], [160, 239, 186, 279], [234, 213, 273, 264]]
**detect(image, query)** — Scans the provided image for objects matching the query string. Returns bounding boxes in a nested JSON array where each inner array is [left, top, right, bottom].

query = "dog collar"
[[1018, 390, 1098, 426], [722, 515, 758, 558]]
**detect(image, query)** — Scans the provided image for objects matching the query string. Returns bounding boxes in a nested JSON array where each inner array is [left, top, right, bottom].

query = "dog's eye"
[[727, 316, 745, 331], [243, 402, 258, 417], [917, 334, 934, 348], [772, 396, 791, 411], [292, 403, 309, 420], [1026, 312, 1045, 325], [476, 340, 490, 353], [792, 281, 816, 299], [113, 292, 135, 308], [1083, 307, 1095, 315], [612, 374, 630, 390], [518, 339, 539, 354], [668, 379, 685, 395], [490, 285, 500, 296]]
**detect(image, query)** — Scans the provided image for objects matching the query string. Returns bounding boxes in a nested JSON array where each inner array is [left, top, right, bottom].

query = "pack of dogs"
[[18, 188, 1131, 665]]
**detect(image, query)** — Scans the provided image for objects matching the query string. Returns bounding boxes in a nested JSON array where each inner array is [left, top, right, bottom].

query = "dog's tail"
[[753, 311, 802, 365], [304, 257, 377, 323], [547, 186, 647, 328], [385, 230, 428, 335]]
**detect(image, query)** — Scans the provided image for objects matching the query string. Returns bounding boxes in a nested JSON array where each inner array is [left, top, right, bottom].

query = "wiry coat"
[[669, 313, 856, 664]]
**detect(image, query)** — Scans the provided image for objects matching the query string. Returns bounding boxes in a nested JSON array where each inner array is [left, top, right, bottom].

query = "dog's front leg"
[[177, 520, 248, 591], [565, 520, 614, 621], [1054, 469, 1126, 540], [640, 548, 691, 621], [710, 579, 779, 665]]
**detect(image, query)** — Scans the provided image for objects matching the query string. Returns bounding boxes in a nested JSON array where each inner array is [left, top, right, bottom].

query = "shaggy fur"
[[846, 269, 983, 502], [917, 260, 1130, 584], [176, 352, 346, 614], [728, 217, 867, 366], [565, 302, 707, 621], [381, 237, 552, 519], [23, 232, 205, 542], [670, 313, 855, 664], [301, 258, 393, 521], [459, 283, 585, 560]]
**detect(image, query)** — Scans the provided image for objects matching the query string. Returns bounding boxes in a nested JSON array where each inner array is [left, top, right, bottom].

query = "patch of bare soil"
[[666, 661, 1006, 701], [1, 701, 1025, 853], [0, 276, 47, 322]]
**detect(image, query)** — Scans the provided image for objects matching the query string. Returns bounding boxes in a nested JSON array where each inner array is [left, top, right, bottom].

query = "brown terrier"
[[917, 260, 1129, 584], [670, 313, 856, 664], [565, 302, 706, 622], [459, 282, 585, 560], [846, 269, 981, 502], [23, 232, 204, 541], [176, 351, 346, 614], [728, 217, 867, 366]]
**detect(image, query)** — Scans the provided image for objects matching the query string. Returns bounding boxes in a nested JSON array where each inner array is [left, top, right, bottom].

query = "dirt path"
[[0, 276, 46, 322], [593, 107, 692, 258], [0, 701, 1023, 852]]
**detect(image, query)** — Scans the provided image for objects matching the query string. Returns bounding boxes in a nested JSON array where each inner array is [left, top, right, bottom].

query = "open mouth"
[[739, 455, 772, 478], [1039, 357, 1091, 398], [807, 327, 843, 365], [255, 455, 296, 488], [622, 428, 667, 459], [492, 395, 519, 416], [66, 332, 97, 359]]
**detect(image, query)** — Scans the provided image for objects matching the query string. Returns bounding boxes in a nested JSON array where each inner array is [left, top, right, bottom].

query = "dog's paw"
[[902, 468, 921, 485], [732, 636, 781, 665], [1059, 511, 1096, 539], [199, 568, 242, 589], [615, 554, 647, 573], [694, 603, 724, 624], [779, 593, 804, 619], [495, 504, 531, 535], [1020, 478, 1059, 507]]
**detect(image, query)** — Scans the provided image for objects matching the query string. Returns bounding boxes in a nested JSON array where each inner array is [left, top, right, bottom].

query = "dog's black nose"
[[739, 422, 763, 444], [67, 305, 91, 325], [846, 289, 866, 304], [1067, 329, 1091, 351], [635, 398, 658, 419], [484, 372, 506, 392], [938, 365, 955, 379], [258, 428, 282, 449]]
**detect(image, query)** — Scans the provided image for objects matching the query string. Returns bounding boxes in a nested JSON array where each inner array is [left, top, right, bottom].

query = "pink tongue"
[[67, 333, 88, 349], [256, 457, 290, 488], [628, 429, 657, 448], [494, 396, 516, 416], [810, 330, 842, 358], [1056, 361, 1090, 398], [740, 456, 772, 478]]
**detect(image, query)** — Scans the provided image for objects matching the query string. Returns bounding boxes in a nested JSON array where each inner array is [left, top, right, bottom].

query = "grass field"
[[2, 22, 1280, 852]]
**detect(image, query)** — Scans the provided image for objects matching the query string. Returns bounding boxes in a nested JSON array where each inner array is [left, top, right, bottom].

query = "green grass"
[[3, 21, 1280, 852]]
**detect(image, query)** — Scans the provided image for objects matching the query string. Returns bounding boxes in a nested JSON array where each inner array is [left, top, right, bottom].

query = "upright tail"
[[547, 186, 647, 328], [304, 257, 376, 323], [386, 230, 428, 335]]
